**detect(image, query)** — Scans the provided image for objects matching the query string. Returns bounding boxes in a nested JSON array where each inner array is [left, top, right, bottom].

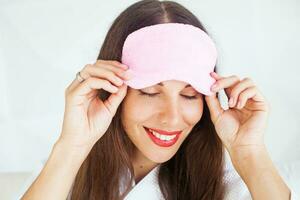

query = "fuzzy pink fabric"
[[121, 23, 218, 96]]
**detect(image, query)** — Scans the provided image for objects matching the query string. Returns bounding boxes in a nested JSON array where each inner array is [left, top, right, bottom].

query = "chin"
[[144, 148, 179, 163]]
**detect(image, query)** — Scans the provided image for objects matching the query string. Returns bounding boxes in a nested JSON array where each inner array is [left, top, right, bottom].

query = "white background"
[[0, 0, 299, 175]]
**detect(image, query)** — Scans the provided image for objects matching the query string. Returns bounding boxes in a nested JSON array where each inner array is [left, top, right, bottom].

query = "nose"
[[159, 99, 182, 126]]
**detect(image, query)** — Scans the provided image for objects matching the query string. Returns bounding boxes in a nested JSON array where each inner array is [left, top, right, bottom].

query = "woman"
[[21, 0, 296, 199]]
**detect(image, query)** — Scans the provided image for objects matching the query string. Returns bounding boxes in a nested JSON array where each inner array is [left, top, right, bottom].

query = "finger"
[[95, 60, 131, 80], [94, 60, 128, 76], [67, 63, 129, 92], [65, 64, 93, 93], [75, 67, 124, 92], [96, 64, 131, 80], [210, 72, 240, 100], [235, 86, 257, 109], [236, 86, 267, 109], [210, 72, 222, 81], [68, 77, 119, 102], [96, 59, 128, 70], [96, 60, 132, 80], [228, 77, 255, 108], [103, 83, 128, 115], [204, 93, 224, 124]]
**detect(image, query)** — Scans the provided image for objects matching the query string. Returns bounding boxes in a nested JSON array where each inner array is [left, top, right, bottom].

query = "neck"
[[131, 149, 158, 184]]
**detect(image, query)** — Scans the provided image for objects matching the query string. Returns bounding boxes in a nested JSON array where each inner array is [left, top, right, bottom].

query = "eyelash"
[[138, 91, 198, 100]]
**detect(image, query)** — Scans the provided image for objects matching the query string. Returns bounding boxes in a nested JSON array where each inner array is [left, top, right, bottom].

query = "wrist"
[[228, 145, 275, 184], [228, 145, 269, 170], [53, 139, 92, 164], [228, 144, 268, 164], [227, 145, 291, 199]]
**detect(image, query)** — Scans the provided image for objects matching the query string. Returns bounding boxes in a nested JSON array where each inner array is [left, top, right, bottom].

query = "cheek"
[[121, 93, 156, 129], [181, 100, 204, 125]]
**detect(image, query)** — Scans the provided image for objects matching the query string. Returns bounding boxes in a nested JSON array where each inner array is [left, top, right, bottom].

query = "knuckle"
[[244, 77, 253, 84], [118, 67, 126, 73], [85, 77, 95, 84], [83, 64, 92, 72], [250, 85, 257, 90], [114, 68, 125, 76], [100, 79, 110, 86], [96, 59, 104, 64], [111, 60, 120, 65], [65, 86, 70, 93], [64, 88, 69, 97], [99, 69, 116, 81], [106, 70, 115, 78], [94, 60, 105, 68], [65, 90, 74, 100], [84, 63, 92, 69], [232, 75, 240, 81]]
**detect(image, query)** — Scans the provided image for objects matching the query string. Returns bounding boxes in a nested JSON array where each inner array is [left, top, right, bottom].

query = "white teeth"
[[148, 129, 177, 141]]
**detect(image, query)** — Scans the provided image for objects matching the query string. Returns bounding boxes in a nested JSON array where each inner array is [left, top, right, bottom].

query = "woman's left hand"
[[205, 72, 271, 154]]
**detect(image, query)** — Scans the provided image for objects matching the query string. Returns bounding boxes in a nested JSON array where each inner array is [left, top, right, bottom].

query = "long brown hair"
[[71, 0, 225, 199]]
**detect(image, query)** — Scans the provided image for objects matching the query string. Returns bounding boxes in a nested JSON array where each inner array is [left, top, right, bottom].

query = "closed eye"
[[138, 91, 198, 100]]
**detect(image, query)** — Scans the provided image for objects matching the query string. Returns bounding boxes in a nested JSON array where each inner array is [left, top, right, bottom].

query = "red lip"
[[144, 126, 182, 135], [144, 127, 181, 147]]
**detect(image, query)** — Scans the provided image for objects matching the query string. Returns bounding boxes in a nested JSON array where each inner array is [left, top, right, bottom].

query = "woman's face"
[[121, 80, 204, 163]]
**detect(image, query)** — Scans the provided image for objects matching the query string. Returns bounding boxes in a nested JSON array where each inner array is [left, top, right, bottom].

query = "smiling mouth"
[[143, 126, 181, 147]]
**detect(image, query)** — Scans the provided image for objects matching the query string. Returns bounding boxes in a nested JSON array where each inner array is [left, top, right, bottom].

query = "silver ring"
[[76, 71, 85, 83]]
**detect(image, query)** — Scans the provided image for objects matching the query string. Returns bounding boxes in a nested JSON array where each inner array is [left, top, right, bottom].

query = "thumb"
[[205, 93, 224, 124], [104, 83, 128, 116]]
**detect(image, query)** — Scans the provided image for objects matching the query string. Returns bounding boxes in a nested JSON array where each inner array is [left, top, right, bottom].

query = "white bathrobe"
[[122, 152, 299, 200], [15, 151, 299, 200]]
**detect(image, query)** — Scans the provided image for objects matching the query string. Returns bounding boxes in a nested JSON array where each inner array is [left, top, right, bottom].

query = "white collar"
[[123, 150, 234, 199], [124, 164, 163, 200]]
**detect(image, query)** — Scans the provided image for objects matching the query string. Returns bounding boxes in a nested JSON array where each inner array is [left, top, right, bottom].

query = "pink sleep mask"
[[121, 23, 217, 96]]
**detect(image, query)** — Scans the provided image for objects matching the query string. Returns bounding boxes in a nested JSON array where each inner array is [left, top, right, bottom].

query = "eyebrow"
[[157, 82, 191, 88]]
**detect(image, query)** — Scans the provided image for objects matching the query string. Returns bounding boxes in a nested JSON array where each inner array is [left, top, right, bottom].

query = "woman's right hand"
[[57, 59, 131, 152]]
